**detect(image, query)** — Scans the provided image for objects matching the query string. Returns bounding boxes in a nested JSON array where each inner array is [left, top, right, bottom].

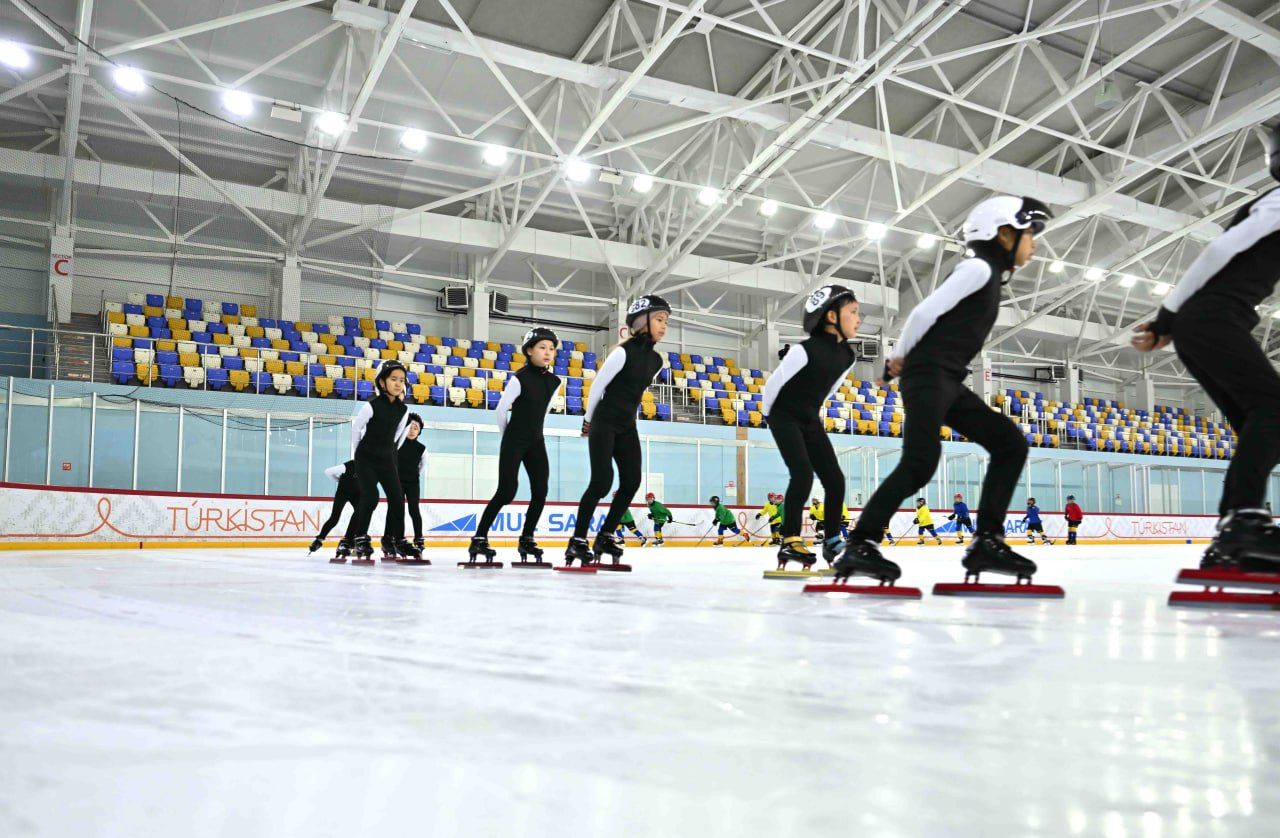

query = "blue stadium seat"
[[281, 351, 300, 362], [313, 324, 329, 334], [487, 391, 501, 408], [112, 347, 132, 362], [429, 386, 445, 406], [406, 323, 421, 335], [293, 375, 309, 395], [260, 318, 278, 329], [124, 303, 143, 315], [251, 337, 270, 349], [223, 356, 244, 371], [374, 319, 390, 332], [334, 378, 355, 399], [308, 363, 325, 377], [146, 293, 164, 307], [447, 356, 464, 367], [342, 316, 359, 331], [656, 404, 671, 421], [371, 339, 387, 350], [207, 368, 229, 390], [207, 322, 227, 334], [356, 380, 374, 400], [336, 356, 355, 367], [441, 337, 457, 348], [221, 302, 238, 315], [111, 361, 133, 384]]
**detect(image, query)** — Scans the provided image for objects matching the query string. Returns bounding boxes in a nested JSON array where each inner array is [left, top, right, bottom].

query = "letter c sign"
[[52, 257, 71, 277]]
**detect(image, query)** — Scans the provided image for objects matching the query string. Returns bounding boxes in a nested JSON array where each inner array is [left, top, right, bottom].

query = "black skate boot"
[[593, 533, 630, 571], [514, 536, 551, 568], [395, 537, 428, 565], [379, 536, 399, 563], [1203, 509, 1280, 572], [460, 536, 501, 569], [308, 536, 324, 554], [961, 532, 1037, 582], [637, 533, 649, 547], [833, 538, 902, 584], [821, 535, 845, 568], [351, 535, 375, 566], [330, 536, 351, 564], [776, 536, 817, 570], [564, 536, 595, 567], [413, 536, 425, 552]]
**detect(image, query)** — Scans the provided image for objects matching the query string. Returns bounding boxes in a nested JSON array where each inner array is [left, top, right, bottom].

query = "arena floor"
[[0, 542, 1271, 836]]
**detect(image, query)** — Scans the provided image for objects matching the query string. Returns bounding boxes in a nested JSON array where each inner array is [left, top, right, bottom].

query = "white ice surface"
[[1, 543, 1277, 837]]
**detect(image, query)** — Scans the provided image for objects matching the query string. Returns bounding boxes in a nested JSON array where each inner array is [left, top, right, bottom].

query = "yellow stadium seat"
[[240, 304, 256, 318], [749, 411, 763, 427], [178, 352, 199, 367], [480, 358, 494, 370], [574, 341, 587, 352], [285, 361, 305, 376], [313, 377, 334, 398], [155, 339, 176, 352], [143, 305, 163, 317], [641, 390, 655, 403], [240, 348, 259, 359], [379, 349, 397, 360], [107, 311, 126, 324], [172, 330, 191, 342], [135, 363, 157, 384], [221, 314, 239, 325], [228, 370, 250, 391], [265, 360, 285, 375], [466, 388, 485, 408], [424, 335, 441, 346], [361, 367, 378, 382], [510, 361, 524, 372], [128, 325, 148, 338], [246, 326, 265, 338], [487, 378, 503, 391], [113, 337, 132, 348], [387, 340, 404, 352], [889, 422, 901, 436], [513, 352, 526, 364], [318, 354, 335, 366], [165, 295, 183, 309], [642, 402, 657, 420], [486, 341, 501, 352], [722, 408, 736, 425], [166, 318, 185, 332], [319, 334, 337, 346], [269, 339, 287, 351]]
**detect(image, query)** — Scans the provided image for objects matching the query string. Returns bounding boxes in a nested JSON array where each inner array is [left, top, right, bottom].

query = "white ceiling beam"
[[102, 0, 327, 57], [1194, 3, 1280, 61], [326, 0, 1207, 236]]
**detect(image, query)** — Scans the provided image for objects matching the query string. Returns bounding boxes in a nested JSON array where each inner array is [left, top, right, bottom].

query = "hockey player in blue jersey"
[[947, 492, 975, 545], [1022, 498, 1052, 545]]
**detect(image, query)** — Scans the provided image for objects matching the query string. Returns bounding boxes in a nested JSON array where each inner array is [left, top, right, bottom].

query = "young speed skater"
[[948, 493, 975, 544], [312, 460, 360, 560], [710, 495, 749, 545], [346, 360, 414, 564], [762, 286, 859, 569], [913, 499, 943, 545], [396, 413, 427, 557], [1064, 495, 1084, 545], [645, 492, 673, 546], [470, 327, 561, 566], [1021, 498, 1052, 545], [1133, 123, 1280, 573], [614, 491, 648, 546], [755, 493, 784, 545], [565, 296, 669, 566], [837, 196, 1052, 585]]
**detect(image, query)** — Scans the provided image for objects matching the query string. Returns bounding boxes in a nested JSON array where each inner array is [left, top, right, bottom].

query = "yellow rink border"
[[0, 537, 1212, 551]]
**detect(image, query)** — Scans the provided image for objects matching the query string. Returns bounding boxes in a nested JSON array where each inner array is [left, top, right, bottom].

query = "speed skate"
[[1168, 567, 1280, 610]]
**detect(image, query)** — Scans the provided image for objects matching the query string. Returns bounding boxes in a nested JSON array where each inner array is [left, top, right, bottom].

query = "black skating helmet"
[[1268, 123, 1280, 183], [521, 326, 558, 355], [1066, 495, 1075, 501], [916, 498, 925, 505], [373, 359, 408, 394], [709, 495, 721, 505], [626, 295, 672, 334], [802, 284, 857, 336], [406, 412, 424, 430]]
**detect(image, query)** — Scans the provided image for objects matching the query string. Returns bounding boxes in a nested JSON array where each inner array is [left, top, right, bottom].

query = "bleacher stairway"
[[53, 314, 110, 384]]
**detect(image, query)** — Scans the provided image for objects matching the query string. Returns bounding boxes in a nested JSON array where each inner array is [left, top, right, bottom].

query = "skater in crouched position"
[[837, 196, 1052, 585], [914, 499, 943, 545], [565, 296, 669, 566], [1023, 498, 1051, 545], [948, 492, 975, 544], [710, 496, 749, 545], [1064, 495, 1083, 545], [347, 360, 414, 563], [470, 327, 561, 566], [397, 414, 428, 556], [763, 285, 860, 569], [1133, 123, 1280, 572], [646, 492, 672, 546], [313, 460, 360, 560]]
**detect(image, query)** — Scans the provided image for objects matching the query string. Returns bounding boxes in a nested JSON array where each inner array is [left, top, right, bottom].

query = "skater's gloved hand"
[[647, 514, 653, 519], [1130, 321, 1172, 352], [947, 513, 956, 520], [580, 420, 591, 437], [877, 357, 903, 385]]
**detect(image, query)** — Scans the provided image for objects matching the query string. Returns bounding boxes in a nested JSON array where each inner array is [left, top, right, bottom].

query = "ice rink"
[[1, 541, 1275, 837]]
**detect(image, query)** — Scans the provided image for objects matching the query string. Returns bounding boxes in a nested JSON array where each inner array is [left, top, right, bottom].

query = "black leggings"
[[1175, 299, 1280, 516], [854, 374, 1026, 539], [317, 488, 359, 540], [349, 454, 405, 542], [476, 436, 550, 539], [769, 416, 845, 539], [401, 480, 422, 539], [573, 424, 642, 539]]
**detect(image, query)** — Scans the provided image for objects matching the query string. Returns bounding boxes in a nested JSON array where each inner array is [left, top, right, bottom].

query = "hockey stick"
[[694, 521, 719, 546]]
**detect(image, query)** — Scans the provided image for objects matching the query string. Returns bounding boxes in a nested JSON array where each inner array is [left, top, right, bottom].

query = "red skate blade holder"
[[595, 562, 632, 573], [511, 561, 553, 569], [933, 579, 1065, 598], [350, 558, 375, 566], [397, 558, 432, 566], [802, 581, 922, 599], [554, 565, 598, 574], [1169, 568, 1280, 610], [457, 561, 502, 569]]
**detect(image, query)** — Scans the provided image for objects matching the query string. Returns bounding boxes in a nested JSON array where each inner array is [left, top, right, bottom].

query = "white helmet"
[[962, 196, 1052, 243]]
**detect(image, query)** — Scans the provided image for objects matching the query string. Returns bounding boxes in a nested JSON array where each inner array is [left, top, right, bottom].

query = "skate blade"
[[458, 560, 503, 569], [350, 559, 375, 566], [802, 583, 922, 599], [328, 557, 347, 564], [1175, 568, 1280, 593], [554, 565, 598, 573], [1169, 590, 1280, 610], [511, 560, 552, 569], [395, 558, 431, 565], [932, 582, 1064, 598], [762, 569, 829, 580], [596, 563, 632, 572]]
